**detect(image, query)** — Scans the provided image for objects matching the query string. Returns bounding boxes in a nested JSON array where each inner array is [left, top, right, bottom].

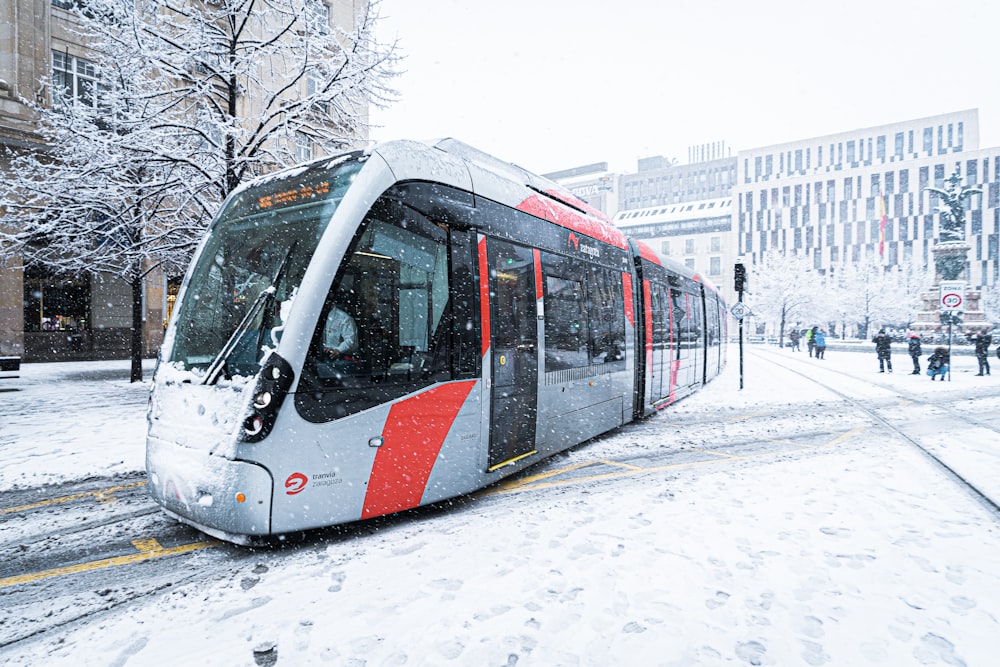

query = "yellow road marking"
[[597, 458, 644, 470], [131, 538, 165, 553], [826, 425, 869, 447], [0, 480, 148, 516], [0, 538, 219, 589], [691, 448, 739, 458]]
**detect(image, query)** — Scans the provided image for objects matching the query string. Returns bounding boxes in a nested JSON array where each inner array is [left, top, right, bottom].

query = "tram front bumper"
[[146, 436, 273, 541]]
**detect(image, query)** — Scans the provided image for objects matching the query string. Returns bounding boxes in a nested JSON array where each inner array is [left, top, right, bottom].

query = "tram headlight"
[[239, 353, 294, 444], [244, 414, 264, 436]]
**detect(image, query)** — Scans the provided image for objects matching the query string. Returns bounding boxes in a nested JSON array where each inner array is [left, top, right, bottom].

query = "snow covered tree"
[[746, 252, 823, 346], [0, 0, 399, 381], [835, 258, 923, 338], [124, 0, 400, 205]]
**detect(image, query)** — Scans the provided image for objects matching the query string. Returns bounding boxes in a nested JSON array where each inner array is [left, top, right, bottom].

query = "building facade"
[[0, 0, 368, 360], [612, 196, 734, 291], [735, 110, 989, 284], [552, 110, 999, 323], [542, 162, 620, 219], [619, 142, 735, 211]]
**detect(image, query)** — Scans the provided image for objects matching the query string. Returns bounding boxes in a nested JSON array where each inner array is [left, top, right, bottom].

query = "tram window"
[[297, 201, 457, 422], [541, 253, 625, 372]]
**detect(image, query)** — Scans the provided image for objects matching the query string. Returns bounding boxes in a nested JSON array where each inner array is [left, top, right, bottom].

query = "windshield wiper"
[[202, 243, 297, 385]]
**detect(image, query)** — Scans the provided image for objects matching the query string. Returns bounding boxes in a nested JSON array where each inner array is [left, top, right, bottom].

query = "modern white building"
[[553, 109, 999, 323], [735, 109, 989, 286]]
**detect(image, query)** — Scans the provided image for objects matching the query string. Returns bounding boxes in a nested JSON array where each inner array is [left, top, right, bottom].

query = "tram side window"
[[297, 202, 455, 421], [650, 282, 669, 350], [671, 288, 687, 357], [541, 253, 625, 372]]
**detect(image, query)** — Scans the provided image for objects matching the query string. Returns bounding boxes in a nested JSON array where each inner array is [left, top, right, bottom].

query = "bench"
[[0, 356, 21, 380]]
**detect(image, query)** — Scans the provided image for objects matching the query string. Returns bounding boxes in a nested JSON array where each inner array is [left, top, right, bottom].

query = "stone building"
[[0, 0, 369, 360]]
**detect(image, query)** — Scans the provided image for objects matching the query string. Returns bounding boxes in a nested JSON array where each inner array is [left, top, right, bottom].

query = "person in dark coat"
[[926, 347, 950, 381], [972, 329, 992, 376], [788, 328, 800, 352], [907, 334, 922, 374], [872, 329, 892, 373], [806, 326, 818, 357]]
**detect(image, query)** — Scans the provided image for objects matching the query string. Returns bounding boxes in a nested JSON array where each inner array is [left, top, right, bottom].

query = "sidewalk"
[[0, 358, 156, 492]]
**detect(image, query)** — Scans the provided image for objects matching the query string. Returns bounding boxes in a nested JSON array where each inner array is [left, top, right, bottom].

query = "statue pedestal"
[[932, 241, 971, 282], [910, 284, 987, 340]]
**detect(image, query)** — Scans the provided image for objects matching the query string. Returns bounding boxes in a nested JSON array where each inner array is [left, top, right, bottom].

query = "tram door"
[[486, 239, 539, 470]]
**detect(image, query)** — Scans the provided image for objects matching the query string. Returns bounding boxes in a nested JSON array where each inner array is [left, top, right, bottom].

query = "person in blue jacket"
[[813, 328, 827, 359]]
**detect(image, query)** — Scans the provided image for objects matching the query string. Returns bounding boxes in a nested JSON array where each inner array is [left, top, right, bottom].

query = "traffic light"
[[734, 262, 746, 293]]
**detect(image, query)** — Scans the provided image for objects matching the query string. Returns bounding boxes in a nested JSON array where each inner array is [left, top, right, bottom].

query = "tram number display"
[[257, 181, 331, 210]]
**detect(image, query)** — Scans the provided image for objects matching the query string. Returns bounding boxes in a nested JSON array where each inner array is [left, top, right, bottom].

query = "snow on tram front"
[[145, 139, 726, 544]]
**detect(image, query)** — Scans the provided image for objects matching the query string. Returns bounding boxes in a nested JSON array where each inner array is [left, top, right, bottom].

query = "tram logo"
[[567, 231, 600, 259], [285, 472, 309, 495]]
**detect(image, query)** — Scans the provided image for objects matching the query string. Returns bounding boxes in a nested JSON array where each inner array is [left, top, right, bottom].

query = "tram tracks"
[[5, 357, 1000, 649], [754, 347, 1000, 519]]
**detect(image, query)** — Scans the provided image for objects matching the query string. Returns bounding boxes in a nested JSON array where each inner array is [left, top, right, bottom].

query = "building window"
[[295, 132, 313, 162], [710, 236, 721, 253], [684, 258, 695, 269], [684, 239, 695, 255], [709, 257, 721, 276], [307, 69, 328, 112], [877, 135, 886, 160], [660, 240, 671, 255], [923, 127, 933, 154], [304, 0, 330, 34], [52, 51, 103, 109]]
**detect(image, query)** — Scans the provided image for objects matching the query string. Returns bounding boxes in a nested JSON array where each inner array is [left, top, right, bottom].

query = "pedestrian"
[[972, 328, 992, 376], [926, 346, 950, 381], [788, 328, 800, 352], [806, 326, 817, 358], [872, 328, 893, 373], [907, 334, 922, 374], [813, 328, 827, 359]]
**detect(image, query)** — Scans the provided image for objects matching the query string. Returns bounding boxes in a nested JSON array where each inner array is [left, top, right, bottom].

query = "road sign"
[[941, 292, 963, 309], [730, 302, 751, 320], [939, 281, 965, 310]]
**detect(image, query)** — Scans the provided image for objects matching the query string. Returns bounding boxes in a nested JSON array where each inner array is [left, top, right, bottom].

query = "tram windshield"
[[168, 157, 365, 379]]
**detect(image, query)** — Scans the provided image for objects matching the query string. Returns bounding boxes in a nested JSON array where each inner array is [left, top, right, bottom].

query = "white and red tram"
[[146, 139, 726, 543]]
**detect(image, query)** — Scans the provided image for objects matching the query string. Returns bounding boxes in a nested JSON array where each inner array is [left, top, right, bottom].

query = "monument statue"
[[925, 170, 981, 280], [925, 170, 981, 243]]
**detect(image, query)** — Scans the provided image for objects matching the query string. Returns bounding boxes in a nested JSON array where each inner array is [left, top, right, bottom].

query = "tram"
[[145, 139, 727, 543]]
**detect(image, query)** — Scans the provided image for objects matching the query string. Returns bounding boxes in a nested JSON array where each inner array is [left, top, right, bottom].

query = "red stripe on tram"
[[361, 381, 477, 519]]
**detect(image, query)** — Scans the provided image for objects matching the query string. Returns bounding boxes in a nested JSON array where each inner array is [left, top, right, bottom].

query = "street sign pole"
[[734, 261, 747, 390], [939, 283, 964, 383], [737, 291, 744, 390]]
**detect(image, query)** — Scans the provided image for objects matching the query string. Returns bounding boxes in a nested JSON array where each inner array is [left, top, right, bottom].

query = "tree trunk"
[[130, 276, 144, 383]]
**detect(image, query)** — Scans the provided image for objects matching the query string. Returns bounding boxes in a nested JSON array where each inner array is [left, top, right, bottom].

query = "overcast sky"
[[369, 0, 999, 176]]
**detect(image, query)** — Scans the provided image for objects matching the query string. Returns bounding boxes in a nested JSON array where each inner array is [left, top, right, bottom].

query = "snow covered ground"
[[2, 346, 1000, 666]]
